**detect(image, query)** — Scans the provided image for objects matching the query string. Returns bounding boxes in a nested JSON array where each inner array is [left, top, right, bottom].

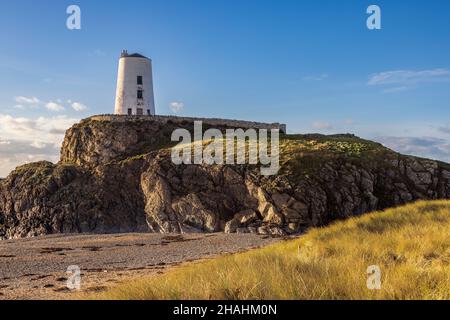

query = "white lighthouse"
[[114, 50, 155, 116]]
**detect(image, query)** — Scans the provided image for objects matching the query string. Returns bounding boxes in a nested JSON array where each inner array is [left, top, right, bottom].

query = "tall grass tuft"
[[90, 200, 450, 300]]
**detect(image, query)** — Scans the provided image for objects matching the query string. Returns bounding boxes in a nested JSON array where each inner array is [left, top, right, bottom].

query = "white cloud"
[[0, 139, 60, 178], [382, 86, 409, 94], [30, 140, 47, 149], [12, 96, 87, 112], [170, 101, 185, 113], [368, 68, 450, 86], [0, 114, 78, 146], [0, 114, 79, 177], [71, 102, 87, 111], [45, 102, 65, 112], [14, 96, 40, 105], [312, 121, 334, 130], [375, 136, 450, 163], [439, 123, 450, 134]]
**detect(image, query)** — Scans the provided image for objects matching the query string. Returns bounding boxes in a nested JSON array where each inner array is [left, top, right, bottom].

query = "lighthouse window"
[[137, 90, 143, 99], [137, 76, 143, 85]]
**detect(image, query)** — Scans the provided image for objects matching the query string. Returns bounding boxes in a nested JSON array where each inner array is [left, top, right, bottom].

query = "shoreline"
[[0, 232, 283, 300]]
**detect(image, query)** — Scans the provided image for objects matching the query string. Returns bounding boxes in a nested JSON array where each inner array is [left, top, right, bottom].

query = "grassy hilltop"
[[91, 200, 450, 300]]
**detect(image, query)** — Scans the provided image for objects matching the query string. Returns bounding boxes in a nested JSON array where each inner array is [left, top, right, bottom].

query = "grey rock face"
[[1, 118, 450, 239]]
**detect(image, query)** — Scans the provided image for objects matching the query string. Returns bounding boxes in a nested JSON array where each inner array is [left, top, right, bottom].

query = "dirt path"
[[0, 233, 281, 300]]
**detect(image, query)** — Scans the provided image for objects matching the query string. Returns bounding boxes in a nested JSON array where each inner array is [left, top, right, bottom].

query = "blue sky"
[[0, 0, 450, 176]]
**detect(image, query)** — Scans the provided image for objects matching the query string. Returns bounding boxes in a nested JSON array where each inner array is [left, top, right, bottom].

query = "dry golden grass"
[[90, 200, 450, 300]]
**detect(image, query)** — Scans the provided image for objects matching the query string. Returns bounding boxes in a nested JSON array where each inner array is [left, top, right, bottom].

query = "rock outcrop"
[[1, 116, 449, 239]]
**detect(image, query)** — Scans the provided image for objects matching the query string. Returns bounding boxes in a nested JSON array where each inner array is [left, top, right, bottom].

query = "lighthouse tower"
[[114, 50, 155, 116]]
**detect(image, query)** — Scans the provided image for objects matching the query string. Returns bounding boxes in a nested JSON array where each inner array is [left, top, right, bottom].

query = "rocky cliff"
[[1, 116, 450, 239]]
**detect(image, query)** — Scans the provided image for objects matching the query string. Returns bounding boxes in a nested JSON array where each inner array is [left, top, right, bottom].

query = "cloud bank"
[[368, 68, 450, 93], [375, 136, 450, 163], [368, 69, 450, 86], [0, 114, 79, 177]]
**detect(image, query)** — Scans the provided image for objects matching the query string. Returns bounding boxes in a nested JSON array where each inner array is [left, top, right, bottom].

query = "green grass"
[[89, 200, 450, 300]]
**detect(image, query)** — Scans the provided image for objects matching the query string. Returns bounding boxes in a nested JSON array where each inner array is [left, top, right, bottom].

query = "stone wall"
[[88, 114, 287, 133]]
